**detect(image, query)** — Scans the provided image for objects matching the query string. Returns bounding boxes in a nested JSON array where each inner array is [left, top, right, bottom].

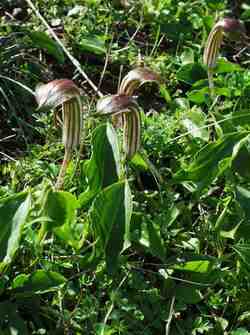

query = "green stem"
[[208, 69, 215, 99], [55, 149, 72, 190]]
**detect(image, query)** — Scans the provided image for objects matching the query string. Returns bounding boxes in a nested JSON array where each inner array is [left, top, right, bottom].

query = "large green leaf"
[[216, 58, 243, 73], [175, 132, 249, 190], [44, 190, 78, 229], [0, 302, 28, 334], [29, 31, 65, 63], [89, 181, 132, 273], [40, 188, 79, 248], [12, 270, 66, 295], [187, 85, 230, 104], [79, 123, 121, 207], [0, 192, 31, 270]]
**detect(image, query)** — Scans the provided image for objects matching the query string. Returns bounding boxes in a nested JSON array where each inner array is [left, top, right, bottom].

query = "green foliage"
[[0, 192, 31, 271], [38, 186, 79, 248], [79, 122, 121, 206], [2, 0, 250, 334], [12, 270, 66, 294], [90, 180, 132, 273], [175, 132, 250, 191], [29, 31, 65, 63]]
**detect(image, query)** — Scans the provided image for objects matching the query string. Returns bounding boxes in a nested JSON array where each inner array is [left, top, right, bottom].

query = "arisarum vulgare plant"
[[96, 67, 160, 159], [203, 18, 247, 95], [36, 79, 83, 189]]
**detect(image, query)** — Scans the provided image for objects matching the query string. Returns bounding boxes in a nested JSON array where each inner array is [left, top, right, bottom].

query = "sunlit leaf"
[[216, 58, 243, 73], [220, 222, 241, 239], [130, 152, 149, 171], [44, 190, 77, 229], [180, 47, 195, 65], [95, 323, 116, 335], [173, 260, 212, 273]]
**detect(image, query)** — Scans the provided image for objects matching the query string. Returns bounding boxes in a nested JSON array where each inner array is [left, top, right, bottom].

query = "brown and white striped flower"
[[96, 67, 160, 159], [36, 79, 83, 189], [203, 18, 246, 70], [203, 18, 246, 93]]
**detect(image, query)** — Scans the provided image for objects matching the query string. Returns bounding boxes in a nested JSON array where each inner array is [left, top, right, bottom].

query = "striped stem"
[[123, 107, 141, 159]]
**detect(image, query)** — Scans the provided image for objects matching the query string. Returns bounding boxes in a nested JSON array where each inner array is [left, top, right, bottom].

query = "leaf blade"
[[90, 181, 132, 273]]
